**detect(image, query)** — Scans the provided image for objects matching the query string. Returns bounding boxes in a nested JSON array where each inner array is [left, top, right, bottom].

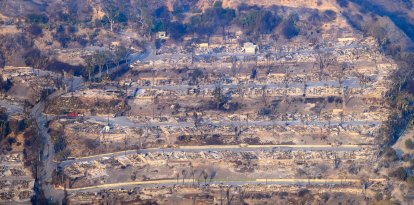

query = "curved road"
[[34, 45, 153, 204]]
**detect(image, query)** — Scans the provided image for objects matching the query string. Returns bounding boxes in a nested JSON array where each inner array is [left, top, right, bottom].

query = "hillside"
[[2, 0, 414, 204]]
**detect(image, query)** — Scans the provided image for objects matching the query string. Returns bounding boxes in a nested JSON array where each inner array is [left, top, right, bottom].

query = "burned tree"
[[335, 62, 349, 89], [261, 85, 268, 106], [101, 0, 129, 32], [0, 52, 5, 68], [93, 50, 109, 80], [83, 55, 96, 82], [112, 45, 131, 69], [282, 65, 291, 102], [316, 51, 336, 81], [213, 85, 225, 110], [23, 49, 49, 70], [231, 56, 239, 78]]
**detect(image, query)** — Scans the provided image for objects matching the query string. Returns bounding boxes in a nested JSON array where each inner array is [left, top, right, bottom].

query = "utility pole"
[[124, 135, 127, 156], [246, 114, 249, 132], [152, 96, 156, 120], [220, 184, 223, 205]]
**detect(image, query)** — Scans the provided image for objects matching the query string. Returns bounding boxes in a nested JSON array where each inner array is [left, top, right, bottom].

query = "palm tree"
[[181, 170, 187, 184], [176, 173, 179, 184], [226, 186, 234, 205], [261, 85, 268, 106], [213, 85, 223, 110], [0, 120, 6, 140], [198, 170, 207, 185], [191, 169, 196, 185]]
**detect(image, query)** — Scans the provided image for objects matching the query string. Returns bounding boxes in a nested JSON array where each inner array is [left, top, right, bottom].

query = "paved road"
[[131, 42, 364, 91], [129, 44, 153, 65], [39, 41, 371, 200], [87, 115, 381, 129], [61, 177, 385, 193], [33, 44, 154, 204], [0, 202, 32, 205], [32, 76, 87, 202], [0, 176, 34, 181], [150, 40, 360, 61], [31, 90, 66, 203], [59, 144, 368, 168], [137, 78, 362, 91], [92, 44, 153, 80], [0, 100, 23, 115]]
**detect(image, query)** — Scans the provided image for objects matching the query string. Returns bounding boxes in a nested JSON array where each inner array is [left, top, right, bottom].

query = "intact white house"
[[242, 42, 258, 54]]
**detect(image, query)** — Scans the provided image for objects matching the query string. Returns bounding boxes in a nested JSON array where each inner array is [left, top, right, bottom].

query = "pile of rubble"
[[0, 154, 34, 203]]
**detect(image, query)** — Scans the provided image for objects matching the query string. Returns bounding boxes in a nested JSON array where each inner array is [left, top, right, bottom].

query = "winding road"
[[33, 45, 153, 204]]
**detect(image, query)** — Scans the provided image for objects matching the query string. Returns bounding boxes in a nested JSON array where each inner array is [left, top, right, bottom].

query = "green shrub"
[[281, 14, 300, 39], [390, 167, 407, 180], [52, 135, 67, 153], [374, 192, 383, 201], [383, 147, 398, 161], [26, 13, 49, 24], [405, 138, 414, 149]]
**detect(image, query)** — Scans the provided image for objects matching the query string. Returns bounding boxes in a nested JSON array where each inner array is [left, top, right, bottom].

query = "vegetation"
[[345, 0, 414, 41], [308, 10, 337, 23], [280, 14, 300, 39], [85, 138, 99, 149], [84, 55, 96, 82], [52, 134, 67, 154], [23, 48, 49, 70], [189, 68, 204, 85], [26, 13, 49, 24], [390, 167, 407, 180], [383, 147, 398, 161], [1, 1, 414, 203], [113, 46, 130, 67], [52, 132, 71, 161], [374, 192, 383, 201], [188, 5, 236, 36], [23, 128, 41, 173], [0, 75, 12, 92], [0, 51, 5, 68], [148, 3, 315, 41], [405, 138, 414, 149], [340, 1, 414, 146], [212, 85, 225, 110], [235, 9, 281, 39], [27, 24, 43, 36], [101, 0, 129, 32], [0, 34, 32, 66], [381, 52, 414, 145], [150, 6, 188, 40]]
